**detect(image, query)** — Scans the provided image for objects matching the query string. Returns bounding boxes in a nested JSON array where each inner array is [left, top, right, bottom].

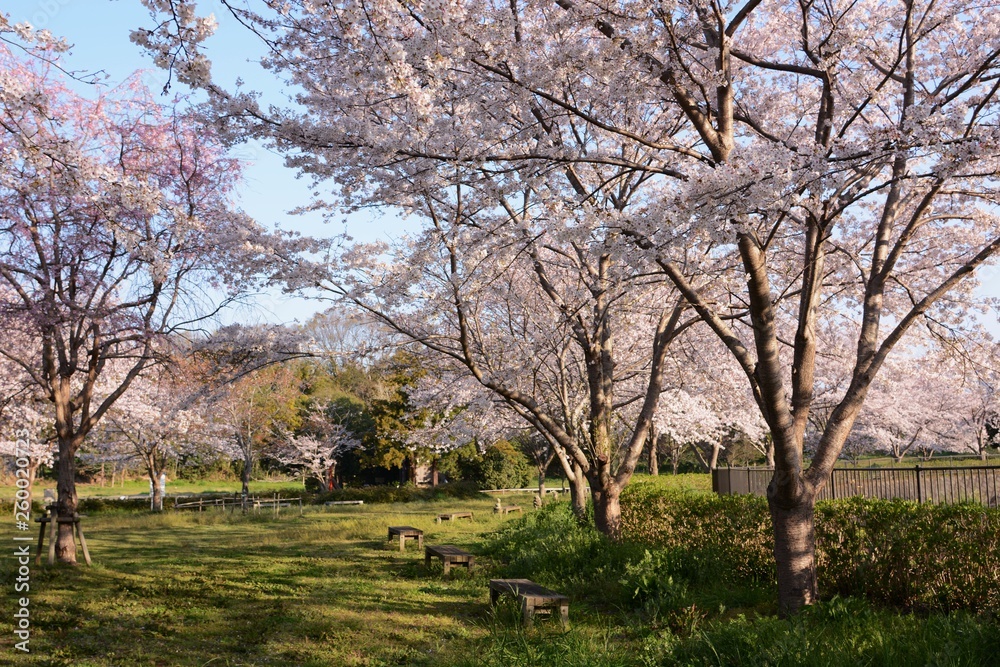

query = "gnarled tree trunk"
[[55, 437, 80, 564], [592, 484, 622, 538]]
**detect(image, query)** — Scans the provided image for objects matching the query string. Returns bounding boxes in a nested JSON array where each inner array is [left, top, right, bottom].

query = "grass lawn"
[[0, 477, 307, 501], [2, 475, 996, 666], [0, 493, 537, 666]]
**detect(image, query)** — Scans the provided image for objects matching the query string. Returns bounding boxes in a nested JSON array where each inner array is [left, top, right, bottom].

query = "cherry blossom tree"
[[275, 426, 360, 491], [0, 367, 54, 508], [136, 0, 1000, 614], [0, 47, 305, 563], [100, 365, 222, 510]]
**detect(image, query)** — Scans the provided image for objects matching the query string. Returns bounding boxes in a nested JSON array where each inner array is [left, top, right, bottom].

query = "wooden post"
[[47, 513, 57, 565], [75, 516, 92, 566], [916, 465, 923, 504]]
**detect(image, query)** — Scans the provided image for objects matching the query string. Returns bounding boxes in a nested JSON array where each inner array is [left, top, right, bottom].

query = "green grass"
[[0, 477, 307, 500], [0, 493, 535, 666], [1, 490, 997, 666]]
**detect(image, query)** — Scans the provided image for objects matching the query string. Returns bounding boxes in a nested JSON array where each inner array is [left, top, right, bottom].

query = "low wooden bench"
[[424, 544, 474, 575], [436, 511, 474, 523], [386, 526, 423, 552], [495, 505, 522, 516], [489, 578, 569, 628]]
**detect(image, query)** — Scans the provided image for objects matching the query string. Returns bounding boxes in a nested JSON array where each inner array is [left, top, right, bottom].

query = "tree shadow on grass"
[[5, 515, 507, 666]]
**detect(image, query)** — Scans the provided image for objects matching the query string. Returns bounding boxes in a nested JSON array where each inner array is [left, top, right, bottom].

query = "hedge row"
[[620, 483, 1000, 613]]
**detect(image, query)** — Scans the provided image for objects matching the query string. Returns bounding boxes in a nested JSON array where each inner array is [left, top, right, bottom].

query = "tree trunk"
[[431, 458, 439, 486], [768, 491, 818, 616], [55, 440, 79, 564], [241, 448, 252, 510], [592, 485, 622, 539], [649, 434, 659, 476], [568, 461, 588, 521], [148, 469, 163, 511], [709, 441, 723, 470]]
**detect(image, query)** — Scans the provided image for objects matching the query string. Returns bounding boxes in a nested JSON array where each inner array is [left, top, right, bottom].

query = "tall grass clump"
[[658, 596, 1000, 667], [480, 501, 762, 620], [482, 502, 624, 595]]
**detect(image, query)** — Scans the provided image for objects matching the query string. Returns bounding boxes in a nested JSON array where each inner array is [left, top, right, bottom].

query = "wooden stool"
[[489, 578, 569, 628], [386, 526, 423, 552], [425, 545, 474, 575]]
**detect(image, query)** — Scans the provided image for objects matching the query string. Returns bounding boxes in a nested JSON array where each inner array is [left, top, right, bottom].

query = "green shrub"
[[620, 484, 1000, 613], [619, 549, 693, 621], [815, 497, 1000, 612], [620, 483, 774, 585], [468, 440, 531, 490], [438, 442, 481, 482]]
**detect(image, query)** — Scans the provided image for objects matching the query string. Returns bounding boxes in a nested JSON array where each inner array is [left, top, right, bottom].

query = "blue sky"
[[7, 0, 412, 326]]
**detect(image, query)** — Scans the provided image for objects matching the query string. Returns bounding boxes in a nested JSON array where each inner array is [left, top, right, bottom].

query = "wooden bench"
[[386, 526, 423, 552], [436, 511, 474, 523], [489, 578, 569, 628], [424, 544, 475, 575], [495, 505, 522, 516]]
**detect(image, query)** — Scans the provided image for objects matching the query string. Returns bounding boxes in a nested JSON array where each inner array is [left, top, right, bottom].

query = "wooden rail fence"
[[713, 465, 1000, 507]]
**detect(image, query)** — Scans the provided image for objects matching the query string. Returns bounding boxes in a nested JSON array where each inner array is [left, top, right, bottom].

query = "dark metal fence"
[[712, 465, 1000, 507]]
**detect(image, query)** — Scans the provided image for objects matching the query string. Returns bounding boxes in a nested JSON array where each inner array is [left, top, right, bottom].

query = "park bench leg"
[[443, 558, 451, 576], [76, 522, 92, 566], [521, 598, 534, 627], [425, 552, 431, 568], [559, 603, 569, 629], [418, 534, 423, 550], [399, 534, 406, 552], [490, 588, 500, 606]]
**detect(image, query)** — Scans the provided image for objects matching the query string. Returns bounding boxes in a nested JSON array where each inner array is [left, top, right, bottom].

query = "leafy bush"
[[468, 440, 531, 490], [815, 497, 1000, 612], [619, 549, 694, 622], [620, 484, 1000, 613], [437, 442, 481, 482], [620, 483, 774, 585]]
